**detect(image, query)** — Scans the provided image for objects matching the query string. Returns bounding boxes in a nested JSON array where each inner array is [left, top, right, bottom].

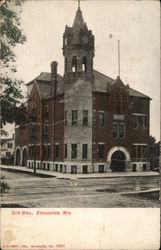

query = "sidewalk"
[[1, 164, 160, 180]]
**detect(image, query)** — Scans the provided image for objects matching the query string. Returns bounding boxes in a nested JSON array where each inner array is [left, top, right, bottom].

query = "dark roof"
[[27, 70, 150, 100], [26, 72, 62, 86], [128, 87, 150, 98], [93, 70, 150, 99], [93, 70, 113, 92], [36, 81, 52, 100]]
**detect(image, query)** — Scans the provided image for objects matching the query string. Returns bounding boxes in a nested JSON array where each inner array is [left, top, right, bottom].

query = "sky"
[[12, 0, 160, 141]]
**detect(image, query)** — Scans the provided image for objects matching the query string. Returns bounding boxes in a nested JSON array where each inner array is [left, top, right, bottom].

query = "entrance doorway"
[[111, 150, 126, 172]]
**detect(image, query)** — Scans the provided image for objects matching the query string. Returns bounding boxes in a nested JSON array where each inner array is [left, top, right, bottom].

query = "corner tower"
[[63, 3, 95, 80]]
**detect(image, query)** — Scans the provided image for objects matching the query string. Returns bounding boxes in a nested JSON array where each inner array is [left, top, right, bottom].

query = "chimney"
[[51, 61, 58, 97]]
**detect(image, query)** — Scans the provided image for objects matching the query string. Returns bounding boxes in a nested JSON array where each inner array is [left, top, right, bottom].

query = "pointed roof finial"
[[73, 0, 84, 30], [78, 0, 80, 8]]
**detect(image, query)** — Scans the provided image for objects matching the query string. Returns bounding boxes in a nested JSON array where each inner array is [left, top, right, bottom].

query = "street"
[[1, 170, 160, 208]]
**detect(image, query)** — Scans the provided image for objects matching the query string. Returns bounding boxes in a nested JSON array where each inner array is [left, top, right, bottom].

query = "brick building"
[[15, 5, 151, 173]]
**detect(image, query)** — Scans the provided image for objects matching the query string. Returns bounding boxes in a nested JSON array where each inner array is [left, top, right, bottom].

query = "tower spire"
[[78, 0, 80, 8]]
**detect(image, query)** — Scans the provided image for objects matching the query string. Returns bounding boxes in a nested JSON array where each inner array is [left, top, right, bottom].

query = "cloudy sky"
[[13, 0, 160, 141]]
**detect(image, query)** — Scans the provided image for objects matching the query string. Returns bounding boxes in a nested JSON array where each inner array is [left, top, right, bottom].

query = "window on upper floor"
[[72, 56, 77, 72], [47, 145, 50, 158], [82, 144, 88, 159], [65, 111, 67, 126], [98, 144, 104, 158], [7, 143, 13, 148], [37, 145, 40, 157], [44, 121, 48, 135], [43, 145, 46, 158], [44, 105, 49, 119], [133, 114, 148, 129], [83, 57, 87, 72], [71, 144, 77, 159], [65, 58, 67, 72], [83, 110, 88, 126], [72, 110, 78, 126], [29, 146, 32, 157], [113, 91, 128, 114], [98, 111, 105, 127], [65, 37, 68, 45], [55, 144, 59, 158], [113, 123, 125, 139]]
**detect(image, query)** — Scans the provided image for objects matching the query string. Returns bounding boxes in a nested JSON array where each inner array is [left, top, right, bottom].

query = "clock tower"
[[62, 4, 95, 80]]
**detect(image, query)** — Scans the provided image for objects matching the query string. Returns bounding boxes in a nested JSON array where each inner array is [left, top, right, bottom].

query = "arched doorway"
[[16, 148, 21, 166], [22, 148, 28, 166], [111, 150, 126, 172]]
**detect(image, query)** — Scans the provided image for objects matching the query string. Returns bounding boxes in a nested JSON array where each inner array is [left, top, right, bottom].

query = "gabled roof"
[[26, 72, 63, 86], [93, 70, 150, 99], [36, 81, 52, 100], [26, 70, 150, 100]]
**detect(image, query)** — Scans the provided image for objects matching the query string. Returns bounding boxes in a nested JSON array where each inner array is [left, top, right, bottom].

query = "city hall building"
[[15, 4, 151, 173]]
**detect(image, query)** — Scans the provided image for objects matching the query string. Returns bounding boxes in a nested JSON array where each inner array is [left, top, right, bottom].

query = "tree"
[[148, 136, 159, 170], [0, 0, 26, 126]]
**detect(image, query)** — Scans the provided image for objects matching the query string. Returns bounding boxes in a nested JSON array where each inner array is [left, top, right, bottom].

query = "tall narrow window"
[[98, 144, 104, 158], [65, 111, 67, 126], [48, 145, 50, 158], [45, 122, 48, 135], [72, 110, 78, 125], [55, 144, 59, 158], [98, 111, 105, 127], [113, 123, 118, 139], [29, 146, 31, 157], [82, 144, 88, 159], [65, 144, 67, 158], [113, 123, 125, 139], [72, 56, 77, 72], [142, 145, 147, 158], [119, 124, 125, 139], [138, 145, 141, 158], [132, 145, 136, 158], [65, 57, 67, 72], [83, 57, 87, 72], [37, 145, 40, 157], [71, 144, 77, 158], [83, 110, 88, 126], [43, 145, 46, 158]]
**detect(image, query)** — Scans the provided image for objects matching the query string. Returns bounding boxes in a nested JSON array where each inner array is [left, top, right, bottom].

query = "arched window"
[[65, 58, 67, 73], [83, 57, 87, 72], [72, 56, 77, 72]]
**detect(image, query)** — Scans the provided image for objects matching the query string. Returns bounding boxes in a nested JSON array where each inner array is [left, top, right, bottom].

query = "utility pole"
[[118, 40, 120, 77]]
